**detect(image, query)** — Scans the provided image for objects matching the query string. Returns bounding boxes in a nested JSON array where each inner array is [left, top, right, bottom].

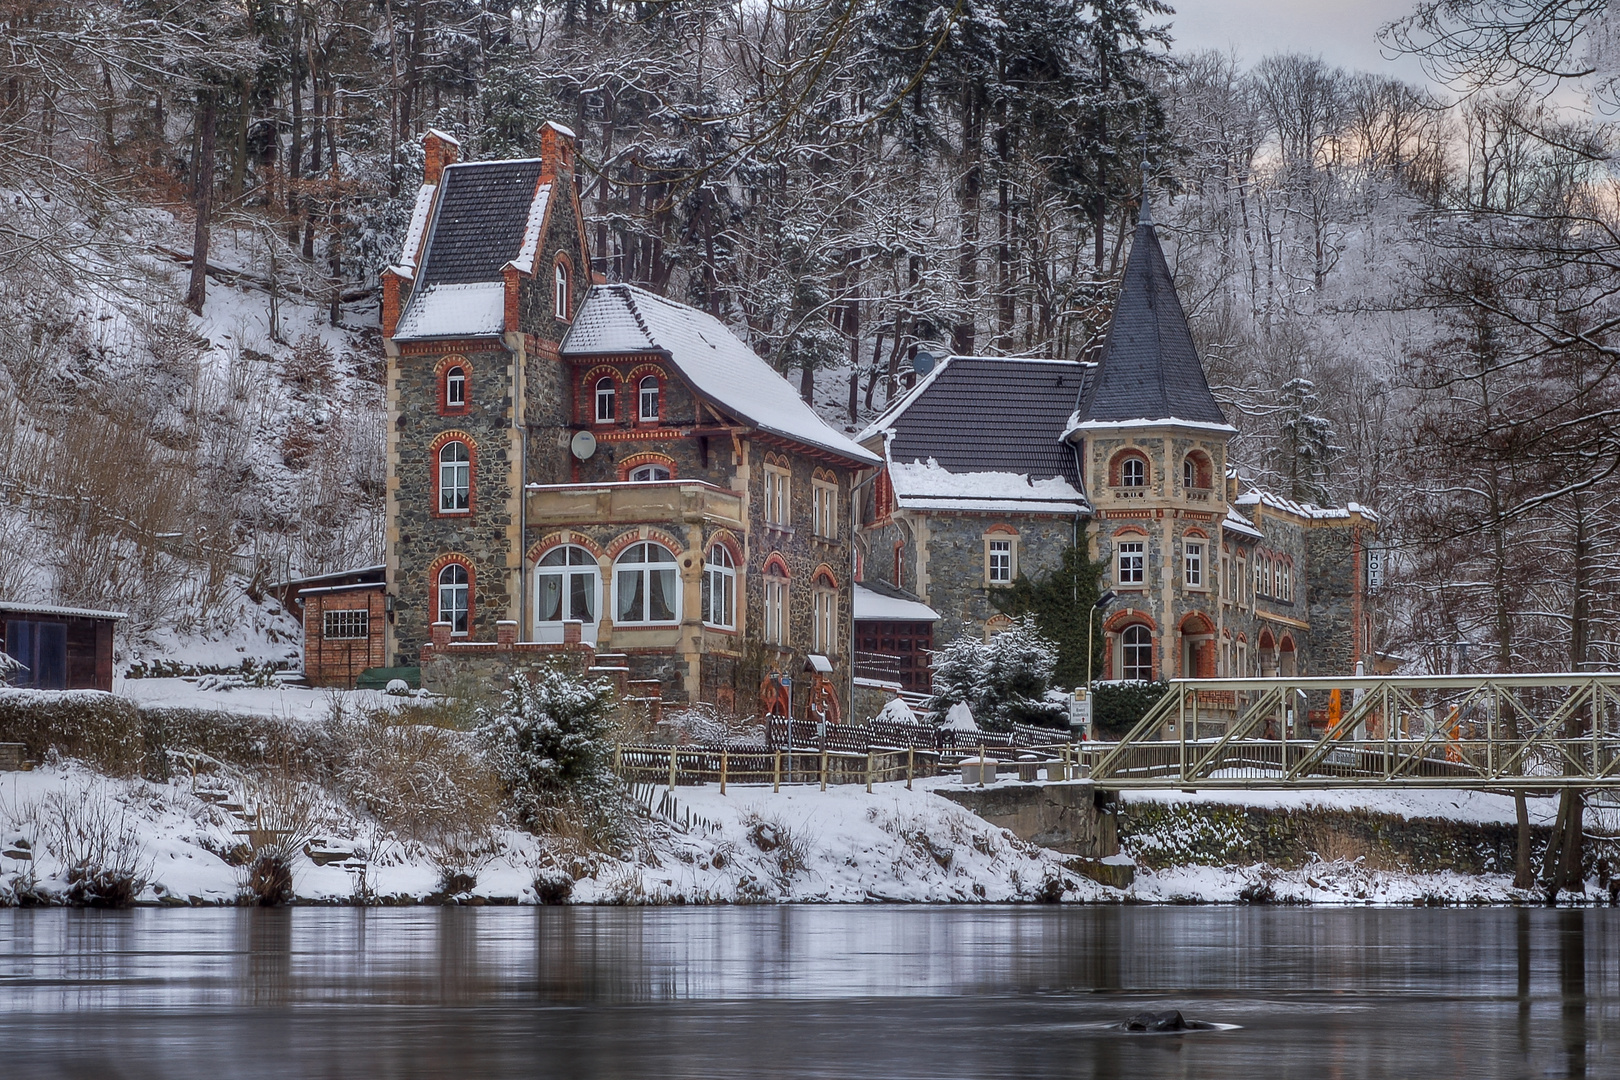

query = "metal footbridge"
[[1088, 674, 1620, 791]]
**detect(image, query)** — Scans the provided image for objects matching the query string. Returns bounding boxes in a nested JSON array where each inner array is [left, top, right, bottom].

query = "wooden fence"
[[764, 717, 1073, 755], [614, 743, 942, 793]]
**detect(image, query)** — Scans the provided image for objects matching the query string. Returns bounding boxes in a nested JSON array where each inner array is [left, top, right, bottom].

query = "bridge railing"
[[1088, 673, 1620, 789]]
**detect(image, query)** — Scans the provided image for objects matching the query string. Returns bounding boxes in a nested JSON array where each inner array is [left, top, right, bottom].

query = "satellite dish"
[[570, 430, 597, 460]]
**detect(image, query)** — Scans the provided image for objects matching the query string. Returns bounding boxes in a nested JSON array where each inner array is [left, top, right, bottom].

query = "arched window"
[[638, 375, 660, 422], [437, 563, 469, 635], [629, 464, 671, 482], [438, 441, 470, 513], [536, 545, 599, 633], [595, 377, 615, 423], [764, 563, 790, 645], [555, 261, 570, 320], [445, 366, 466, 409], [614, 542, 679, 624], [703, 544, 736, 629], [1121, 624, 1153, 681], [1183, 456, 1197, 489], [1120, 456, 1146, 487], [812, 572, 838, 653], [1281, 562, 1292, 601]]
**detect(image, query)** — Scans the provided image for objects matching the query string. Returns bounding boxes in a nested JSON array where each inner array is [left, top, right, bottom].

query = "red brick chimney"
[[539, 121, 575, 183], [423, 128, 461, 185]]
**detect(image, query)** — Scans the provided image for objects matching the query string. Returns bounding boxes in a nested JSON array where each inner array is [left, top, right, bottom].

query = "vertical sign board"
[[1365, 546, 1384, 592]]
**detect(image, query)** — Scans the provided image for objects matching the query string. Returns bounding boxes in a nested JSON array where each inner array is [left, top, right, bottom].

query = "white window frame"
[[764, 575, 789, 645], [438, 441, 470, 513], [763, 464, 791, 528], [1183, 457, 1196, 489], [703, 545, 737, 629], [638, 375, 660, 422], [1117, 541, 1145, 585], [629, 464, 671, 482], [1120, 624, 1153, 681], [812, 478, 838, 539], [613, 542, 680, 625], [445, 366, 466, 408], [987, 538, 1013, 584], [1184, 541, 1204, 589], [812, 581, 837, 653], [437, 564, 469, 636], [1119, 456, 1147, 487], [555, 262, 569, 320], [535, 545, 601, 630], [323, 608, 369, 640], [595, 377, 615, 423]]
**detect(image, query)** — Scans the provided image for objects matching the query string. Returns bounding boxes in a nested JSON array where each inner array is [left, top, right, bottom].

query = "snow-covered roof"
[[507, 184, 553, 273], [859, 356, 1090, 502], [393, 282, 506, 340], [297, 581, 386, 597], [395, 182, 438, 274], [0, 601, 127, 620], [1236, 488, 1380, 524], [888, 459, 1085, 515], [563, 284, 879, 465], [1222, 507, 1265, 540], [853, 584, 940, 623]]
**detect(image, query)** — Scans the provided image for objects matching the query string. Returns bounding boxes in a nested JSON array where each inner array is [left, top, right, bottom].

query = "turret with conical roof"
[[1072, 210, 1229, 429]]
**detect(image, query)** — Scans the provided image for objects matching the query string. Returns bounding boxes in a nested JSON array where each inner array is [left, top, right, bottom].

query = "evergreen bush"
[[1091, 680, 1170, 739]]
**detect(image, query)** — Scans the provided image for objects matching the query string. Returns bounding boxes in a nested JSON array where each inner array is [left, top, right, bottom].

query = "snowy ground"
[[1120, 785, 1563, 828], [113, 677, 407, 722], [0, 760, 1593, 906]]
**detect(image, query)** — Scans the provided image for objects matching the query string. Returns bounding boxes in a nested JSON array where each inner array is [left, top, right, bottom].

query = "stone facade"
[[381, 125, 871, 718]]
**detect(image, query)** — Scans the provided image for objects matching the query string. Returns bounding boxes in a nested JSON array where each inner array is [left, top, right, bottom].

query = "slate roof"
[[1073, 217, 1229, 428], [863, 356, 1089, 497], [562, 284, 880, 466], [415, 159, 548, 287]]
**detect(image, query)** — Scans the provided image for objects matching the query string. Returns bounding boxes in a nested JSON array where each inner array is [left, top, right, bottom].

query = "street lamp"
[[1085, 589, 1117, 737]]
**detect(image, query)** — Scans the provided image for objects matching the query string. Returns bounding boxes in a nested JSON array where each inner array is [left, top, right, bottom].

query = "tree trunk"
[[185, 92, 217, 315]]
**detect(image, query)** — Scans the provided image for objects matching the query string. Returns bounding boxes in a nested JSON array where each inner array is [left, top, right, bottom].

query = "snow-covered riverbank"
[[0, 761, 1589, 907]]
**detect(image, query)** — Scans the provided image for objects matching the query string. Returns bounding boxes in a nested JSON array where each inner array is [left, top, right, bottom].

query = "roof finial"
[[1139, 132, 1153, 226]]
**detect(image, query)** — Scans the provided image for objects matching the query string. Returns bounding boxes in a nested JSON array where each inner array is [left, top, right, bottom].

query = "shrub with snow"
[[941, 702, 980, 733], [927, 617, 1067, 732], [384, 679, 412, 697], [476, 667, 623, 836], [873, 696, 919, 725]]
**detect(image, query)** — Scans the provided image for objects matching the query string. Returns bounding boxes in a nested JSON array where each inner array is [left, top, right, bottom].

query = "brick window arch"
[[430, 431, 476, 516], [1182, 450, 1213, 490], [812, 567, 839, 654], [638, 373, 662, 423], [619, 452, 678, 482], [429, 555, 475, 636], [435, 354, 471, 416], [763, 553, 791, 646], [1110, 449, 1150, 488], [594, 375, 616, 424]]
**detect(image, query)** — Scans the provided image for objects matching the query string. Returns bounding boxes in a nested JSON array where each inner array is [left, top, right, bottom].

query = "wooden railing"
[[614, 743, 942, 792]]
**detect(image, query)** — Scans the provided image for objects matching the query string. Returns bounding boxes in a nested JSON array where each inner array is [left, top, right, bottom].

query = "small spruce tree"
[[476, 666, 620, 832]]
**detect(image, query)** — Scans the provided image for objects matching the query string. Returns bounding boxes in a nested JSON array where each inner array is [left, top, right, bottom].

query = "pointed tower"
[[1067, 175, 1237, 685]]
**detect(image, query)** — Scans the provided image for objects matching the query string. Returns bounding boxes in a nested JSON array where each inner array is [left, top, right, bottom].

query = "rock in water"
[[1123, 1010, 1189, 1032]]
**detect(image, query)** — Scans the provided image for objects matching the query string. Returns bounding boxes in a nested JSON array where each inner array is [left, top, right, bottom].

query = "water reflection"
[[0, 906, 1615, 1078]]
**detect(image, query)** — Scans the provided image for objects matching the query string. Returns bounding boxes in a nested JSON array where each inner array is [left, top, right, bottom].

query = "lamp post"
[[1085, 589, 1117, 738]]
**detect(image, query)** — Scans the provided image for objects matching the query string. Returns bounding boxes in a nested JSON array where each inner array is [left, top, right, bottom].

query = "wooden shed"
[[271, 566, 387, 688], [0, 602, 123, 692]]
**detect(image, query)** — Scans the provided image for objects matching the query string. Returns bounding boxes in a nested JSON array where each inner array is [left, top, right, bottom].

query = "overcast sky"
[[1168, 0, 1436, 86]]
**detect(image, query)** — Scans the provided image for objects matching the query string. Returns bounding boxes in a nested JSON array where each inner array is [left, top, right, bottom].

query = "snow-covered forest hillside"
[[4, 0, 1620, 672]]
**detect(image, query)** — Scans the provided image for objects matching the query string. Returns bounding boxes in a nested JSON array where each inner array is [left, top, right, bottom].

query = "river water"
[[0, 905, 1615, 1078]]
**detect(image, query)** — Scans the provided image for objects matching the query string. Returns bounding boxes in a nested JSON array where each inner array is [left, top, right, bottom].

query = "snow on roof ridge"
[[856, 355, 957, 442], [1064, 414, 1238, 439], [508, 181, 553, 273], [1239, 486, 1380, 523], [398, 182, 438, 271]]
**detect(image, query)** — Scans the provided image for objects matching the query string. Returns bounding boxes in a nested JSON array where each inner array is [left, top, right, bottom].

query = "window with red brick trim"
[[438, 440, 471, 513], [638, 374, 661, 422], [436, 560, 472, 635]]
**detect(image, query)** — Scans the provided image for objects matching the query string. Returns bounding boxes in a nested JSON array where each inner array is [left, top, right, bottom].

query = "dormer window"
[[639, 375, 660, 422], [595, 377, 615, 423], [555, 261, 570, 320], [445, 366, 465, 408]]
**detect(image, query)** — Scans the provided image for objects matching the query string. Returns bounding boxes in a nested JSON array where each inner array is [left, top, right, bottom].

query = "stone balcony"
[[526, 480, 746, 530]]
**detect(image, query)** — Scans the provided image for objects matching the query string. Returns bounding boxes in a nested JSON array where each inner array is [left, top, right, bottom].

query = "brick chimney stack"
[[423, 128, 461, 185], [539, 121, 576, 183]]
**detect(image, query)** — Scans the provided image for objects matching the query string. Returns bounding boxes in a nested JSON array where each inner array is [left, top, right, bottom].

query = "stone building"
[[379, 126, 879, 716], [854, 199, 1377, 686]]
